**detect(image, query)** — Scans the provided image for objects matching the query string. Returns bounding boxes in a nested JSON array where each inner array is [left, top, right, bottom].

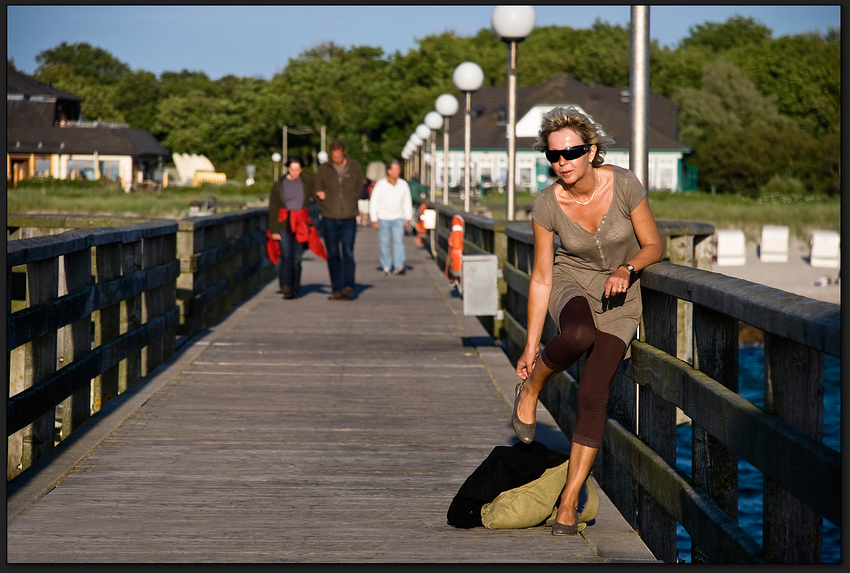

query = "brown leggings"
[[539, 296, 626, 448]]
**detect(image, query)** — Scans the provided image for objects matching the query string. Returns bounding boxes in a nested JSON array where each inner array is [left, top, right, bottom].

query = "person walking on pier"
[[314, 140, 364, 300], [513, 106, 662, 535], [369, 159, 413, 275], [268, 156, 321, 299]]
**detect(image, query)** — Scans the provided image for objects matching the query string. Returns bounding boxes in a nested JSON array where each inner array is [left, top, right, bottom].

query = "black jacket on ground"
[[447, 441, 569, 528]]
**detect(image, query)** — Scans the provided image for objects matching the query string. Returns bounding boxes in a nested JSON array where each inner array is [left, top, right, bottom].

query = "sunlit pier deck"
[[7, 227, 658, 563]]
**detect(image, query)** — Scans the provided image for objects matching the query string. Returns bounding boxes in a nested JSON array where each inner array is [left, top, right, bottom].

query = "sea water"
[[674, 348, 841, 563]]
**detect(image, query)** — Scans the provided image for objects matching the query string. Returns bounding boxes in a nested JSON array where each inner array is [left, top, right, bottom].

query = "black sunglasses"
[[544, 144, 592, 163]]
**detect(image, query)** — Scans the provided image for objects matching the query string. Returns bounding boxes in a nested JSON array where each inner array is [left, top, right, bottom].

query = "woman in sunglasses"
[[513, 106, 662, 535]]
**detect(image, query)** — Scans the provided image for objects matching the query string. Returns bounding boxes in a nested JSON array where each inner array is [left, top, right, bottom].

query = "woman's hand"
[[516, 346, 539, 380], [604, 266, 631, 298], [270, 233, 281, 241]]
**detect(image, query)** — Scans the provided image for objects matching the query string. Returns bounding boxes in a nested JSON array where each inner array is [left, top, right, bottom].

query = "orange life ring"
[[446, 214, 464, 284]]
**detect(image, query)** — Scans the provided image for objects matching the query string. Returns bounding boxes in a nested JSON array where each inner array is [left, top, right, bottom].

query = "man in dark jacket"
[[314, 140, 364, 300]]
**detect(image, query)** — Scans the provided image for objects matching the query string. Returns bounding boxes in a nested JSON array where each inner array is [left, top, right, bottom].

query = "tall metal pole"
[[506, 40, 517, 221], [419, 145, 425, 186], [443, 118, 450, 205], [464, 91, 472, 213], [282, 124, 288, 177], [430, 135, 436, 203], [630, 6, 649, 189], [320, 125, 326, 152]]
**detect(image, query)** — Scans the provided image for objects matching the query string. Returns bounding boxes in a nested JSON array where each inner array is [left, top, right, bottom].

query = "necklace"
[[567, 169, 599, 206]]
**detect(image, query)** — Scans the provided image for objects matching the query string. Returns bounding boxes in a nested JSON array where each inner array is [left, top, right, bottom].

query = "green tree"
[[113, 70, 160, 133], [35, 63, 125, 123], [35, 41, 130, 85], [158, 69, 217, 98], [724, 32, 840, 135], [699, 126, 803, 196], [678, 15, 772, 52]]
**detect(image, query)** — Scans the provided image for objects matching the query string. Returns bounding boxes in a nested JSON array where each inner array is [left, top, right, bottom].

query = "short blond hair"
[[532, 106, 615, 168]]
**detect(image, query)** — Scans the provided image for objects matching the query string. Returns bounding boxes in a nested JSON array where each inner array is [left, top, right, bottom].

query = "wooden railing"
[[428, 204, 839, 563], [6, 210, 274, 481], [176, 210, 272, 337]]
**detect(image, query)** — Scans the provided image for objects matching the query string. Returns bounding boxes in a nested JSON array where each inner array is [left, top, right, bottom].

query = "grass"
[[445, 188, 839, 243], [8, 182, 839, 243], [7, 180, 269, 220]]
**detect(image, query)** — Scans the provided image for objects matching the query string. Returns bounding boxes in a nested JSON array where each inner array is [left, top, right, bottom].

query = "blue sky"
[[7, 5, 841, 80]]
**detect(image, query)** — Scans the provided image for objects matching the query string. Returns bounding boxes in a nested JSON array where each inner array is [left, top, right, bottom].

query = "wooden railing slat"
[[628, 342, 839, 526], [604, 417, 765, 563], [7, 260, 181, 352], [7, 306, 180, 436]]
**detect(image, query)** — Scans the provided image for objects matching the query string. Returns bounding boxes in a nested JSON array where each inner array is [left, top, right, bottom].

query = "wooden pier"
[[7, 227, 658, 563]]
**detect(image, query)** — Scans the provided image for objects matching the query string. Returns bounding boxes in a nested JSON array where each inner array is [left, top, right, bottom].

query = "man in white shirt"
[[369, 160, 413, 275]]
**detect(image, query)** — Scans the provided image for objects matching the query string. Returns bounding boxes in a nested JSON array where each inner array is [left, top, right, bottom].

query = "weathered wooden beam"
[[640, 262, 839, 357], [7, 306, 180, 436], [604, 418, 765, 563], [59, 249, 92, 438], [763, 333, 825, 562], [7, 260, 180, 352], [21, 258, 58, 470], [691, 304, 740, 562], [628, 342, 839, 526]]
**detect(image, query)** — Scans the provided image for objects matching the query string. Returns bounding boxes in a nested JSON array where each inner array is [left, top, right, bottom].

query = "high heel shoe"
[[551, 506, 579, 536], [511, 382, 536, 444]]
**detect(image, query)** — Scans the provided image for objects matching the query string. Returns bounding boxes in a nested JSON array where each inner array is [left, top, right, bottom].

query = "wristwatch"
[[620, 263, 635, 279]]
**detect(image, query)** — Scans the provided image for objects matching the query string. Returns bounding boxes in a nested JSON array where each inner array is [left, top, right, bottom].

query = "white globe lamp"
[[435, 94, 459, 205], [453, 62, 484, 211], [492, 6, 535, 221]]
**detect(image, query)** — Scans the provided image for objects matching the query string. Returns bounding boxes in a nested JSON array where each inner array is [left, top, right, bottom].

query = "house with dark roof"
[[434, 74, 691, 192], [6, 61, 169, 190]]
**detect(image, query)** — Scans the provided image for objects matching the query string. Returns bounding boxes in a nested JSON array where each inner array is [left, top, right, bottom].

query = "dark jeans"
[[321, 217, 357, 292], [279, 232, 306, 295]]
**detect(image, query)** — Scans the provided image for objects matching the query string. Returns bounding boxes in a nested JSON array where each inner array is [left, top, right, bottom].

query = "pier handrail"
[[428, 203, 839, 563], [7, 210, 274, 481]]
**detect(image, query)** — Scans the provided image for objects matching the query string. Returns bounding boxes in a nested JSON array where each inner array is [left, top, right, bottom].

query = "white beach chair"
[[760, 225, 789, 263], [715, 230, 747, 266], [809, 230, 840, 268]]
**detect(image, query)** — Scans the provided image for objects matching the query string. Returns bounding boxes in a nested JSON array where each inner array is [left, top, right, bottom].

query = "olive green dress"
[[530, 165, 646, 348]]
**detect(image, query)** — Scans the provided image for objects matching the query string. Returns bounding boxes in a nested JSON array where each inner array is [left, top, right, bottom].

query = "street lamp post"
[[410, 134, 423, 182], [492, 6, 535, 221], [271, 152, 282, 182], [401, 149, 410, 180], [415, 123, 431, 188], [424, 111, 444, 204], [435, 94, 459, 206], [452, 62, 484, 213], [281, 124, 288, 177]]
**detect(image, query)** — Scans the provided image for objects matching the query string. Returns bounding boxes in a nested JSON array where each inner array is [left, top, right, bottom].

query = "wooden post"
[[93, 242, 121, 411], [638, 286, 678, 563], [119, 239, 142, 392], [666, 234, 694, 364], [691, 304, 739, 563], [21, 258, 58, 469], [60, 248, 93, 437], [8, 265, 24, 480], [161, 231, 177, 360], [763, 334, 824, 563], [142, 235, 164, 376]]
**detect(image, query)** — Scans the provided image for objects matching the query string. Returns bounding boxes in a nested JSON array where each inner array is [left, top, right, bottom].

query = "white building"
[[7, 62, 168, 191], [433, 74, 691, 193]]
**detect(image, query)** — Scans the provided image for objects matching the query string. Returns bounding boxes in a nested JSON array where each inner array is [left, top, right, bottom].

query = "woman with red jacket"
[[268, 156, 317, 299]]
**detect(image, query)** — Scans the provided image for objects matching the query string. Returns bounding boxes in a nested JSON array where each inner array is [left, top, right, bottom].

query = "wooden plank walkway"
[[7, 225, 659, 563]]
